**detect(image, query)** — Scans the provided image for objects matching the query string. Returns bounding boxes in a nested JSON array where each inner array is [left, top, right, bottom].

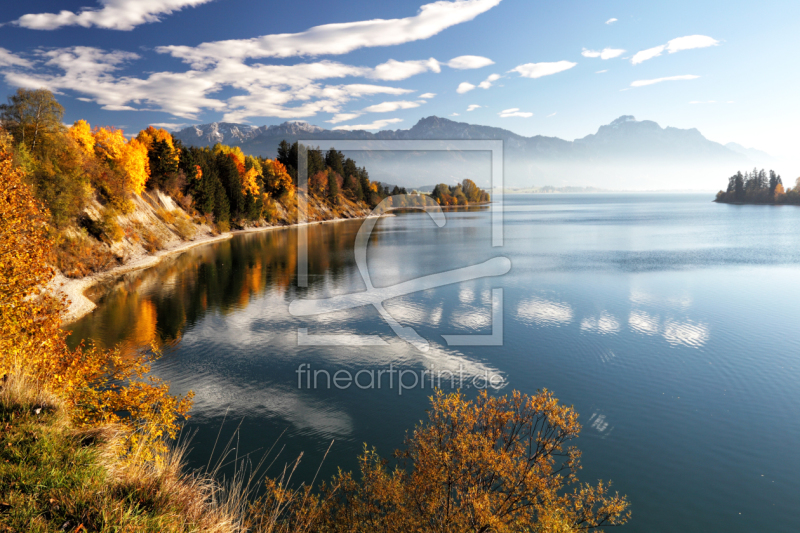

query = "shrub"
[[255, 389, 630, 532], [141, 228, 164, 253], [54, 232, 118, 278], [99, 207, 124, 243], [172, 211, 197, 241]]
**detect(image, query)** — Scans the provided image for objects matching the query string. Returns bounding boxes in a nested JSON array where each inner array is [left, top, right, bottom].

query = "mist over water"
[[69, 194, 800, 533]]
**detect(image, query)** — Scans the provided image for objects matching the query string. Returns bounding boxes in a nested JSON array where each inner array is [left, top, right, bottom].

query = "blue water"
[[68, 194, 800, 532]]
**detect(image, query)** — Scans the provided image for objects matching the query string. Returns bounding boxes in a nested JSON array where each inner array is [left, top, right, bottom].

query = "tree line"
[[716, 168, 800, 204], [430, 180, 491, 205], [1, 87, 489, 242]]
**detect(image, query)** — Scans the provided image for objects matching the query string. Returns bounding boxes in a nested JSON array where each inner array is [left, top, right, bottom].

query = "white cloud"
[[1, 46, 417, 122], [606, 18, 618, 24], [371, 58, 440, 80], [456, 81, 476, 93], [498, 108, 532, 118], [667, 35, 719, 53], [466, 104, 481, 111], [632, 35, 719, 64], [419, 92, 436, 98], [547, 112, 556, 117], [447, 55, 494, 69], [631, 45, 666, 64], [630, 74, 700, 87], [361, 100, 422, 113], [159, 0, 503, 65], [0, 48, 31, 68], [450, 113, 460, 116], [332, 118, 404, 131], [14, 0, 213, 31], [478, 73, 501, 89], [581, 47, 625, 60], [510, 60, 576, 79], [596, 69, 608, 73], [327, 112, 363, 124], [148, 122, 190, 130]]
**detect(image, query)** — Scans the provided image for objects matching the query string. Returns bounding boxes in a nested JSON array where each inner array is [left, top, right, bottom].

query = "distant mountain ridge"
[[173, 115, 772, 190], [175, 115, 761, 162]]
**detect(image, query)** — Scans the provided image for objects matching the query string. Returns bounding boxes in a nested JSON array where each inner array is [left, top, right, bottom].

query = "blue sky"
[[1, 0, 798, 173]]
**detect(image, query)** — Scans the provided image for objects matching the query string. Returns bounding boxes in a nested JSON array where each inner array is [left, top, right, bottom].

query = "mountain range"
[[173, 116, 772, 190]]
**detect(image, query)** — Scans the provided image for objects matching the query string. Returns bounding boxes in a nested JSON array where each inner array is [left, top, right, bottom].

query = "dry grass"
[[0, 373, 246, 533], [171, 212, 197, 241], [54, 231, 118, 278]]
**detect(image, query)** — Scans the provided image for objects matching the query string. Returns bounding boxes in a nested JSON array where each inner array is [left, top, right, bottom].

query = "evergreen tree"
[[769, 170, 782, 195], [734, 171, 745, 200], [148, 139, 179, 187], [327, 168, 340, 205], [325, 148, 345, 179], [216, 151, 245, 221]]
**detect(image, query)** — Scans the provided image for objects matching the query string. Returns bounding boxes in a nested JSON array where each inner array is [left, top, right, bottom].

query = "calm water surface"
[[68, 194, 800, 532]]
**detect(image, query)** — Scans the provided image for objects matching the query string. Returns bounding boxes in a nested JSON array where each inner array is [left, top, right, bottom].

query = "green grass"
[[0, 380, 236, 533]]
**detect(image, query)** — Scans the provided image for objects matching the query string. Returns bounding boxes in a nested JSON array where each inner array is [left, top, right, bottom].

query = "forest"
[[0, 88, 488, 280], [716, 168, 800, 204]]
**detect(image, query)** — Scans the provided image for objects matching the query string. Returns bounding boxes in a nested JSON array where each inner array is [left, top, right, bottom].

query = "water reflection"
[[580, 312, 621, 335], [516, 296, 574, 326]]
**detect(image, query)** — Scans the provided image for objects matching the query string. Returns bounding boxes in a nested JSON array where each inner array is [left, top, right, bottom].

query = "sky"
[[1, 0, 798, 175]]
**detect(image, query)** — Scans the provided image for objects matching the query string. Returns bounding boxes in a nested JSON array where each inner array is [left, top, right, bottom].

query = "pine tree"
[[327, 168, 340, 205]]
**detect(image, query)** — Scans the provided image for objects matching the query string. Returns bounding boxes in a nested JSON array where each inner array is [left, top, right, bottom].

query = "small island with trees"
[[715, 168, 800, 204]]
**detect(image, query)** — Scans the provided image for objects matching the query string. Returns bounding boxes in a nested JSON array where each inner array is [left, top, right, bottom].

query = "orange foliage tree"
[[136, 126, 180, 164], [263, 159, 294, 198], [0, 134, 192, 457], [261, 389, 630, 532]]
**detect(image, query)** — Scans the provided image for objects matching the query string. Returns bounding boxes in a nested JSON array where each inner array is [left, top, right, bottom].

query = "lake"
[[68, 193, 800, 532]]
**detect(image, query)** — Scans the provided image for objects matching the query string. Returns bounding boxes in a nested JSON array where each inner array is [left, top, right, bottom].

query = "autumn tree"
[[68, 119, 95, 155], [0, 88, 65, 156], [94, 126, 150, 195], [263, 389, 630, 532], [263, 158, 294, 198]]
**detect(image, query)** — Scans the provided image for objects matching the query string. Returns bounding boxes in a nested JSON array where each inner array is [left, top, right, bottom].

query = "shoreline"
[[56, 214, 371, 325]]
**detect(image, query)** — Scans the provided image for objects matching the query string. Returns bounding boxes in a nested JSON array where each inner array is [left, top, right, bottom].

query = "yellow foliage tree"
[[68, 119, 95, 155], [242, 155, 263, 196], [93, 127, 150, 195]]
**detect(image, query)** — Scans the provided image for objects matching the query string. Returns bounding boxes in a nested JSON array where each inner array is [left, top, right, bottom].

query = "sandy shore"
[[56, 215, 374, 325]]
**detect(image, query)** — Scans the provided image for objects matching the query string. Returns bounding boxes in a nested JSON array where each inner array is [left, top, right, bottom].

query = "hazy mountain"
[[724, 142, 774, 163], [174, 116, 770, 190]]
